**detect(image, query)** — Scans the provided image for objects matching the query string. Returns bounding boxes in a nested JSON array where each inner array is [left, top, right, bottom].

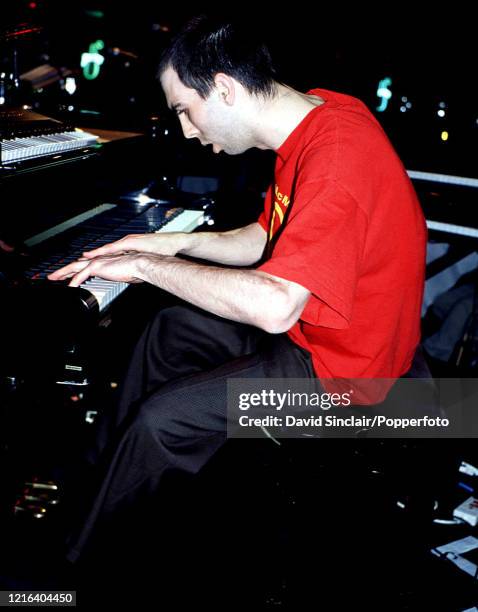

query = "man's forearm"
[[136, 253, 292, 333], [176, 222, 267, 266]]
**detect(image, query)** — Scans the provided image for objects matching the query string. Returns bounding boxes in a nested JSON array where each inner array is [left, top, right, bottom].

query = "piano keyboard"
[[24, 202, 204, 311], [80, 210, 203, 310], [0, 129, 99, 164]]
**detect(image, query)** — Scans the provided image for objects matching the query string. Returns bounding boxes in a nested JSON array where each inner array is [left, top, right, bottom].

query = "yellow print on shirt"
[[269, 184, 291, 240]]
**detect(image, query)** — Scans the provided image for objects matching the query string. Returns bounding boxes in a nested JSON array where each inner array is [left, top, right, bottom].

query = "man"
[[48, 15, 427, 561]]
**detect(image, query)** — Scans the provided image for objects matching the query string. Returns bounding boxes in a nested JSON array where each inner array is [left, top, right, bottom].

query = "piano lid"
[[0, 106, 65, 133]]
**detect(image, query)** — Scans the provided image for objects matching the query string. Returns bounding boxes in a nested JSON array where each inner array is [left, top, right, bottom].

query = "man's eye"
[[177, 109, 187, 117]]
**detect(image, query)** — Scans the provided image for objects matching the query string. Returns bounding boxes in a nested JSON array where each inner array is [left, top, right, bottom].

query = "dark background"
[[2, 1, 478, 177]]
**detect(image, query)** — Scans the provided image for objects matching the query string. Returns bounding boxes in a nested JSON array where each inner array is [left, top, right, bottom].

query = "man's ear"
[[213, 73, 236, 105]]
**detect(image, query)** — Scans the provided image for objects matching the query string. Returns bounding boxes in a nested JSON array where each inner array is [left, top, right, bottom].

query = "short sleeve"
[[257, 179, 368, 329]]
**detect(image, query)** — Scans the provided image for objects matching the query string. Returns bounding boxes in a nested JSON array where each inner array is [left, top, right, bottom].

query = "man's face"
[[160, 67, 252, 155]]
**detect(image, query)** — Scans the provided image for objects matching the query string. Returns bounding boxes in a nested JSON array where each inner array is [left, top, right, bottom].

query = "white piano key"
[[1, 129, 98, 163], [155, 209, 204, 234]]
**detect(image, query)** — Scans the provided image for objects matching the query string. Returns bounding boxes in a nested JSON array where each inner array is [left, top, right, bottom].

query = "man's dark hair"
[[157, 15, 278, 99]]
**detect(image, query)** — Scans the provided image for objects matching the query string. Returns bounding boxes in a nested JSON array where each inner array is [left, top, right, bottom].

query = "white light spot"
[[137, 194, 152, 205], [65, 77, 77, 95]]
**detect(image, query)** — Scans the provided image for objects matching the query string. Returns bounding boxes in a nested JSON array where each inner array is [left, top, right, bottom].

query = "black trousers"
[[65, 304, 316, 562]]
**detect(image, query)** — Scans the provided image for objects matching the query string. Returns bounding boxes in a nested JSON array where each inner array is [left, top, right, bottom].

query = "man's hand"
[[78, 223, 266, 267], [47, 253, 146, 287], [81, 232, 186, 259], [49, 248, 310, 333]]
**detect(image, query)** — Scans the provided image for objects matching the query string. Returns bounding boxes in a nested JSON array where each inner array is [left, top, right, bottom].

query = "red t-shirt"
[[257, 88, 427, 403]]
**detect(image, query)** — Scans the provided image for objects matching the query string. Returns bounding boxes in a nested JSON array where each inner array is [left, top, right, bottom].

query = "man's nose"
[[180, 115, 200, 140]]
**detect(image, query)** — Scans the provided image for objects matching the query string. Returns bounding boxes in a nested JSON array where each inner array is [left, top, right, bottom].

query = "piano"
[[0, 105, 215, 533], [0, 108, 209, 385], [0, 107, 100, 167], [22, 199, 204, 313]]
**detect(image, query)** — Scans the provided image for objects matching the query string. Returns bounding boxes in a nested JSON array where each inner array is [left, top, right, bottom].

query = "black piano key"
[[23, 202, 180, 281]]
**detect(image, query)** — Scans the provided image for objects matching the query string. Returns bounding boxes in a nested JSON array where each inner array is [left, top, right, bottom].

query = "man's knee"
[[133, 393, 226, 473], [135, 384, 220, 441], [146, 304, 234, 350], [147, 304, 196, 338]]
